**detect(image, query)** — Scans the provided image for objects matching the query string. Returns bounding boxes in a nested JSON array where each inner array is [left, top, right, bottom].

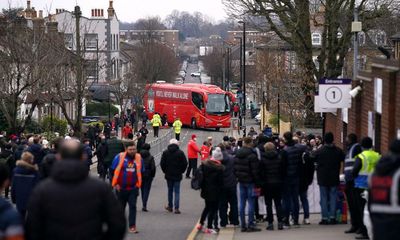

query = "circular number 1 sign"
[[325, 86, 342, 104]]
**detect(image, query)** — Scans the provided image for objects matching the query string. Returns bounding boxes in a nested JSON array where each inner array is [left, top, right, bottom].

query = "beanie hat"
[[169, 138, 179, 145], [211, 147, 223, 161], [389, 139, 400, 154], [191, 134, 196, 139]]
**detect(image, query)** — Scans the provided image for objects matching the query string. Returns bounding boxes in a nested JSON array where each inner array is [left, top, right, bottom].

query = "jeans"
[[319, 185, 337, 220], [219, 187, 239, 226], [117, 188, 139, 227], [200, 200, 219, 229], [186, 158, 198, 178], [239, 183, 256, 228], [282, 182, 300, 223], [299, 188, 310, 219], [263, 184, 283, 224], [167, 180, 181, 209], [141, 177, 153, 209]]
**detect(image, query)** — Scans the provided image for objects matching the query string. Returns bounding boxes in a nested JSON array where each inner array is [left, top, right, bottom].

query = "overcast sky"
[[2, 0, 228, 22]]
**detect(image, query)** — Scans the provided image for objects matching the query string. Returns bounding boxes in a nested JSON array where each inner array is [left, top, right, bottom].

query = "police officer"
[[173, 117, 183, 141], [151, 113, 162, 138], [344, 134, 363, 234], [352, 137, 381, 240], [369, 139, 400, 240]]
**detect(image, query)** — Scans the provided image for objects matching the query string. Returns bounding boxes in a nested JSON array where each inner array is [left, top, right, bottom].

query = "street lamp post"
[[234, 36, 243, 131], [238, 20, 246, 136]]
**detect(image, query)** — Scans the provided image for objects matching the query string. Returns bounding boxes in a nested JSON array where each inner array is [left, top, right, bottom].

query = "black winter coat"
[[26, 160, 126, 240], [104, 138, 125, 168], [280, 142, 307, 184], [200, 160, 224, 201], [234, 147, 260, 184], [221, 150, 237, 189], [300, 148, 315, 192], [260, 150, 284, 186], [313, 144, 345, 187], [140, 149, 156, 179], [160, 144, 188, 181]]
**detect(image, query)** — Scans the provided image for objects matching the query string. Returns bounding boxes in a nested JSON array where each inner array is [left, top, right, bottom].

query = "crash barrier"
[[148, 128, 174, 164]]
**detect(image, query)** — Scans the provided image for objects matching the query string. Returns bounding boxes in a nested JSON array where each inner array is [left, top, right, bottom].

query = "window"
[[206, 94, 230, 114], [376, 32, 386, 46], [64, 33, 73, 49], [84, 34, 98, 50], [358, 32, 365, 46], [116, 35, 119, 50], [86, 60, 97, 79], [192, 92, 204, 110], [312, 33, 321, 45], [113, 34, 116, 50]]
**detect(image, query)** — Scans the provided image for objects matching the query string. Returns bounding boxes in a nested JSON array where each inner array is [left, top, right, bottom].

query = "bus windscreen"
[[206, 94, 230, 114]]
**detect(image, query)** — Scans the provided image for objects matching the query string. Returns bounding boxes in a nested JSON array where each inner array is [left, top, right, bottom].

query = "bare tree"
[[0, 16, 59, 134], [224, 0, 398, 92]]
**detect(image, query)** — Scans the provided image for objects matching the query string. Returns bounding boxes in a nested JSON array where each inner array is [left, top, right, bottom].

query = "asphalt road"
[[122, 127, 228, 240], [184, 63, 201, 84]]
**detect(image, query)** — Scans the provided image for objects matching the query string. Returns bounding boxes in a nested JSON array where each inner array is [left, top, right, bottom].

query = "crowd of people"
[[187, 130, 400, 240], [0, 125, 399, 239]]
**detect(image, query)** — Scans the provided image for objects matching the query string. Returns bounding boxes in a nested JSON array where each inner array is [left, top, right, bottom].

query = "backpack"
[[191, 165, 204, 190], [0, 155, 11, 166]]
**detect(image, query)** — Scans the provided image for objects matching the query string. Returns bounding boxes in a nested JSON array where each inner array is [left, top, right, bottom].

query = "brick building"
[[325, 36, 400, 153], [120, 29, 179, 54]]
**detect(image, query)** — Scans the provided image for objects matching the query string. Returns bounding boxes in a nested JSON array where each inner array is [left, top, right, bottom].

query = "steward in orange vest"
[[111, 142, 144, 234]]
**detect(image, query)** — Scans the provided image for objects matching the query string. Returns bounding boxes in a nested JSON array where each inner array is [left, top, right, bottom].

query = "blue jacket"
[[27, 144, 44, 165], [11, 160, 39, 212], [0, 197, 24, 238]]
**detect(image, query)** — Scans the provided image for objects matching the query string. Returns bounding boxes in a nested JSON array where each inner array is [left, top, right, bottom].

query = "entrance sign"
[[318, 78, 352, 108], [314, 95, 336, 113]]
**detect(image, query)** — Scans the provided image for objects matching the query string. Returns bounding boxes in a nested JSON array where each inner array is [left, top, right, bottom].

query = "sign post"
[[318, 78, 352, 109]]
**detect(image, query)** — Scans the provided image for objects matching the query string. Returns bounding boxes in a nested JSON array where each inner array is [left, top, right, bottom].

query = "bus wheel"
[[191, 118, 197, 129], [215, 127, 220, 131]]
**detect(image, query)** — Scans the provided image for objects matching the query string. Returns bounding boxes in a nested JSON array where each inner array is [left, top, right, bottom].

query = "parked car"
[[255, 113, 261, 123], [191, 72, 201, 77]]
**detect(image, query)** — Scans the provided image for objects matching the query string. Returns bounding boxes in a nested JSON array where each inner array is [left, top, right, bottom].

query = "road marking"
[[186, 219, 200, 240], [217, 227, 235, 240]]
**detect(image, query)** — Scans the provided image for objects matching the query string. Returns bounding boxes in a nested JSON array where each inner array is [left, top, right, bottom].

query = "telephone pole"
[[74, 5, 83, 137]]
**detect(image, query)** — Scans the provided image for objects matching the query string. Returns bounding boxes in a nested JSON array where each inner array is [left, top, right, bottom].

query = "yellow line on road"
[[186, 220, 199, 240]]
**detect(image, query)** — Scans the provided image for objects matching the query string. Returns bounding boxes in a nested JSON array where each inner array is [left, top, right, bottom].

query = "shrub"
[[25, 120, 43, 134], [86, 102, 119, 116], [41, 116, 68, 136]]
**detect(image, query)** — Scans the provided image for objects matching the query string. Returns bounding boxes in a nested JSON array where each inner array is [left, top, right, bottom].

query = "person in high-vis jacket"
[[352, 137, 381, 240], [369, 140, 400, 240], [173, 118, 183, 141], [343, 134, 362, 234], [151, 113, 162, 138], [111, 142, 144, 234]]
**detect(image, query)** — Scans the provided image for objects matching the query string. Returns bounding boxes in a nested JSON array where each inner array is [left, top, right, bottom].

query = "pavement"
[[194, 214, 354, 240]]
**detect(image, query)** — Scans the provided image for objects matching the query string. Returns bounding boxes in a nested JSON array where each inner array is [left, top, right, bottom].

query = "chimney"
[[32, 17, 45, 40], [107, 0, 115, 18], [46, 21, 58, 36], [39, 10, 43, 18], [27, 0, 31, 9]]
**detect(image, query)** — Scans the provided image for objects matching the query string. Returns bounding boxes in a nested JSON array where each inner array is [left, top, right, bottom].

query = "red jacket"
[[200, 145, 210, 161], [122, 126, 132, 138], [187, 139, 200, 159]]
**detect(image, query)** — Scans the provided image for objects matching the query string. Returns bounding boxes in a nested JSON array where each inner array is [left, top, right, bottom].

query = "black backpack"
[[191, 165, 204, 190]]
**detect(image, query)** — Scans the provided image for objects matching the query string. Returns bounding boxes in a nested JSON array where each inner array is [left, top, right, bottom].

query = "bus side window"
[[192, 92, 203, 110]]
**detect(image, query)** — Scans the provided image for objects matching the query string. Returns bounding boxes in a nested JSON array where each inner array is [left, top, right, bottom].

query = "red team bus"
[[144, 83, 232, 130]]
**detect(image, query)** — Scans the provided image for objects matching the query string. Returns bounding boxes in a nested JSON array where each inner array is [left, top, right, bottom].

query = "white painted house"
[[52, 0, 121, 83]]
